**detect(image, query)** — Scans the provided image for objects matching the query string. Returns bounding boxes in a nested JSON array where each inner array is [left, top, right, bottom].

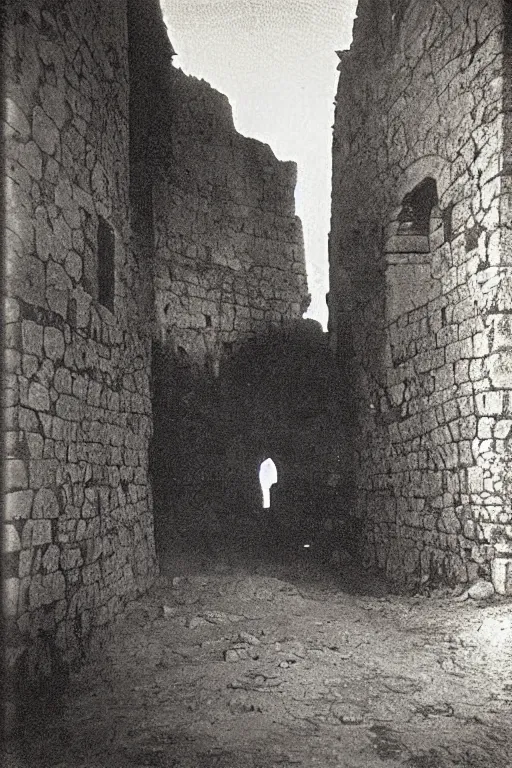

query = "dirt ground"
[[5, 527, 512, 768]]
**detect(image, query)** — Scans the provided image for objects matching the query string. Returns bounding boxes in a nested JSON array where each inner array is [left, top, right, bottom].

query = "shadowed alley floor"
[[5, 527, 512, 768]]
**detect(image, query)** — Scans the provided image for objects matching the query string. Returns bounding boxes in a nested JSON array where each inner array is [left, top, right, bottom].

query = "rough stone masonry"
[[4, 0, 512, 702], [3, 0, 308, 690], [329, 0, 512, 593]]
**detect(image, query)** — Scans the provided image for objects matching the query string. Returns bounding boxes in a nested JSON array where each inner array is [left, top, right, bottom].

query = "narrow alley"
[[8, 527, 512, 768], [4, 1, 512, 765]]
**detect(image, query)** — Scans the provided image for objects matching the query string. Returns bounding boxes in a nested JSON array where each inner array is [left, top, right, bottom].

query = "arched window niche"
[[384, 177, 444, 324]]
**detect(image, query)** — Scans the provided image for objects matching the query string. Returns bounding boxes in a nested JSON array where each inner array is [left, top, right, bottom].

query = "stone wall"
[[3, 0, 311, 699], [127, 0, 309, 370], [330, 0, 512, 591], [152, 81, 308, 370], [4, 0, 158, 690]]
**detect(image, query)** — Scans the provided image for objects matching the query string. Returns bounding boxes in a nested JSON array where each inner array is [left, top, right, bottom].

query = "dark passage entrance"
[[259, 458, 278, 509], [149, 320, 356, 574]]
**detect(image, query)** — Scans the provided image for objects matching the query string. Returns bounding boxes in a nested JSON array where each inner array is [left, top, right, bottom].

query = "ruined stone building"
[[3, 0, 512, 699], [330, 0, 512, 592], [3, 0, 319, 686]]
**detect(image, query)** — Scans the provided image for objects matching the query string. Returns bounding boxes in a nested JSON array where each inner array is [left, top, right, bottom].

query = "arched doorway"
[[259, 458, 278, 509]]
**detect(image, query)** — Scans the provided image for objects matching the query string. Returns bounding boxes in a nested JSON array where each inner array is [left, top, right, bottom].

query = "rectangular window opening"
[[97, 216, 115, 313]]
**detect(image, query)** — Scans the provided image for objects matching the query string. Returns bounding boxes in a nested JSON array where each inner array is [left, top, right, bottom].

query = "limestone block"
[[7, 250, 45, 306], [22, 320, 44, 357], [29, 459, 58, 489], [52, 214, 73, 260], [27, 381, 50, 411], [64, 251, 83, 282], [5, 490, 33, 520], [492, 557, 512, 595], [488, 352, 512, 389], [18, 141, 43, 181], [5, 97, 30, 142], [467, 466, 484, 494], [29, 571, 65, 609], [22, 519, 52, 548], [34, 206, 55, 261], [42, 545, 60, 573], [61, 548, 83, 571], [488, 314, 512, 352], [91, 162, 108, 200], [3, 579, 19, 617], [472, 332, 490, 358], [39, 83, 70, 129], [476, 391, 504, 415], [494, 420, 512, 439], [5, 459, 28, 492], [440, 509, 461, 534], [468, 580, 495, 600], [44, 157, 60, 185], [70, 287, 91, 328], [46, 260, 71, 318], [54, 367, 72, 394], [32, 106, 60, 156], [4, 525, 21, 553], [43, 326, 65, 361], [18, 550, 32, 579], [56, 393, 81, 421], [5, 297, 20, 324], [32, 488, 59, 518]]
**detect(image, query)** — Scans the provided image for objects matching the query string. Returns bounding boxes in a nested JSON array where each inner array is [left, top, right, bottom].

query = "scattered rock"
[[172, 577, 183, 587], [331, 702, 365, 724], [224, 649, 240, 663], [204, 611, 231, 624], [162, 605, 178, 619], [382, 676, 421, 694], [468, 581, 495, 601], [238, 631, 261, 646]]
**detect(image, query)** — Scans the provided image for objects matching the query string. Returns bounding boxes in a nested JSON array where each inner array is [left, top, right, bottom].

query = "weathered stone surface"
[[4, 525, 22, 553], [27, 381, 50, 411], [134, 32, 308, 367], [2, 0, 309, 691], [22, 320, 43, 356], [5, 96, 30, 141], [492, 558, 512, 596], [32, 488, 59, 519], [43, 327, 65, 361], [329, 0, 510, 592], [5, 490, 33, 520], [5, 460, 28, 492], [32, 106, 60, 156], [468, 580, 495, 601], [3, 579, 20, 617]]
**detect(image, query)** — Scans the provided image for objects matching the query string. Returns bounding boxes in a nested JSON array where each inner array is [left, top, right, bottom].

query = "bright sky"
[[160, 0, 358, 328]]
